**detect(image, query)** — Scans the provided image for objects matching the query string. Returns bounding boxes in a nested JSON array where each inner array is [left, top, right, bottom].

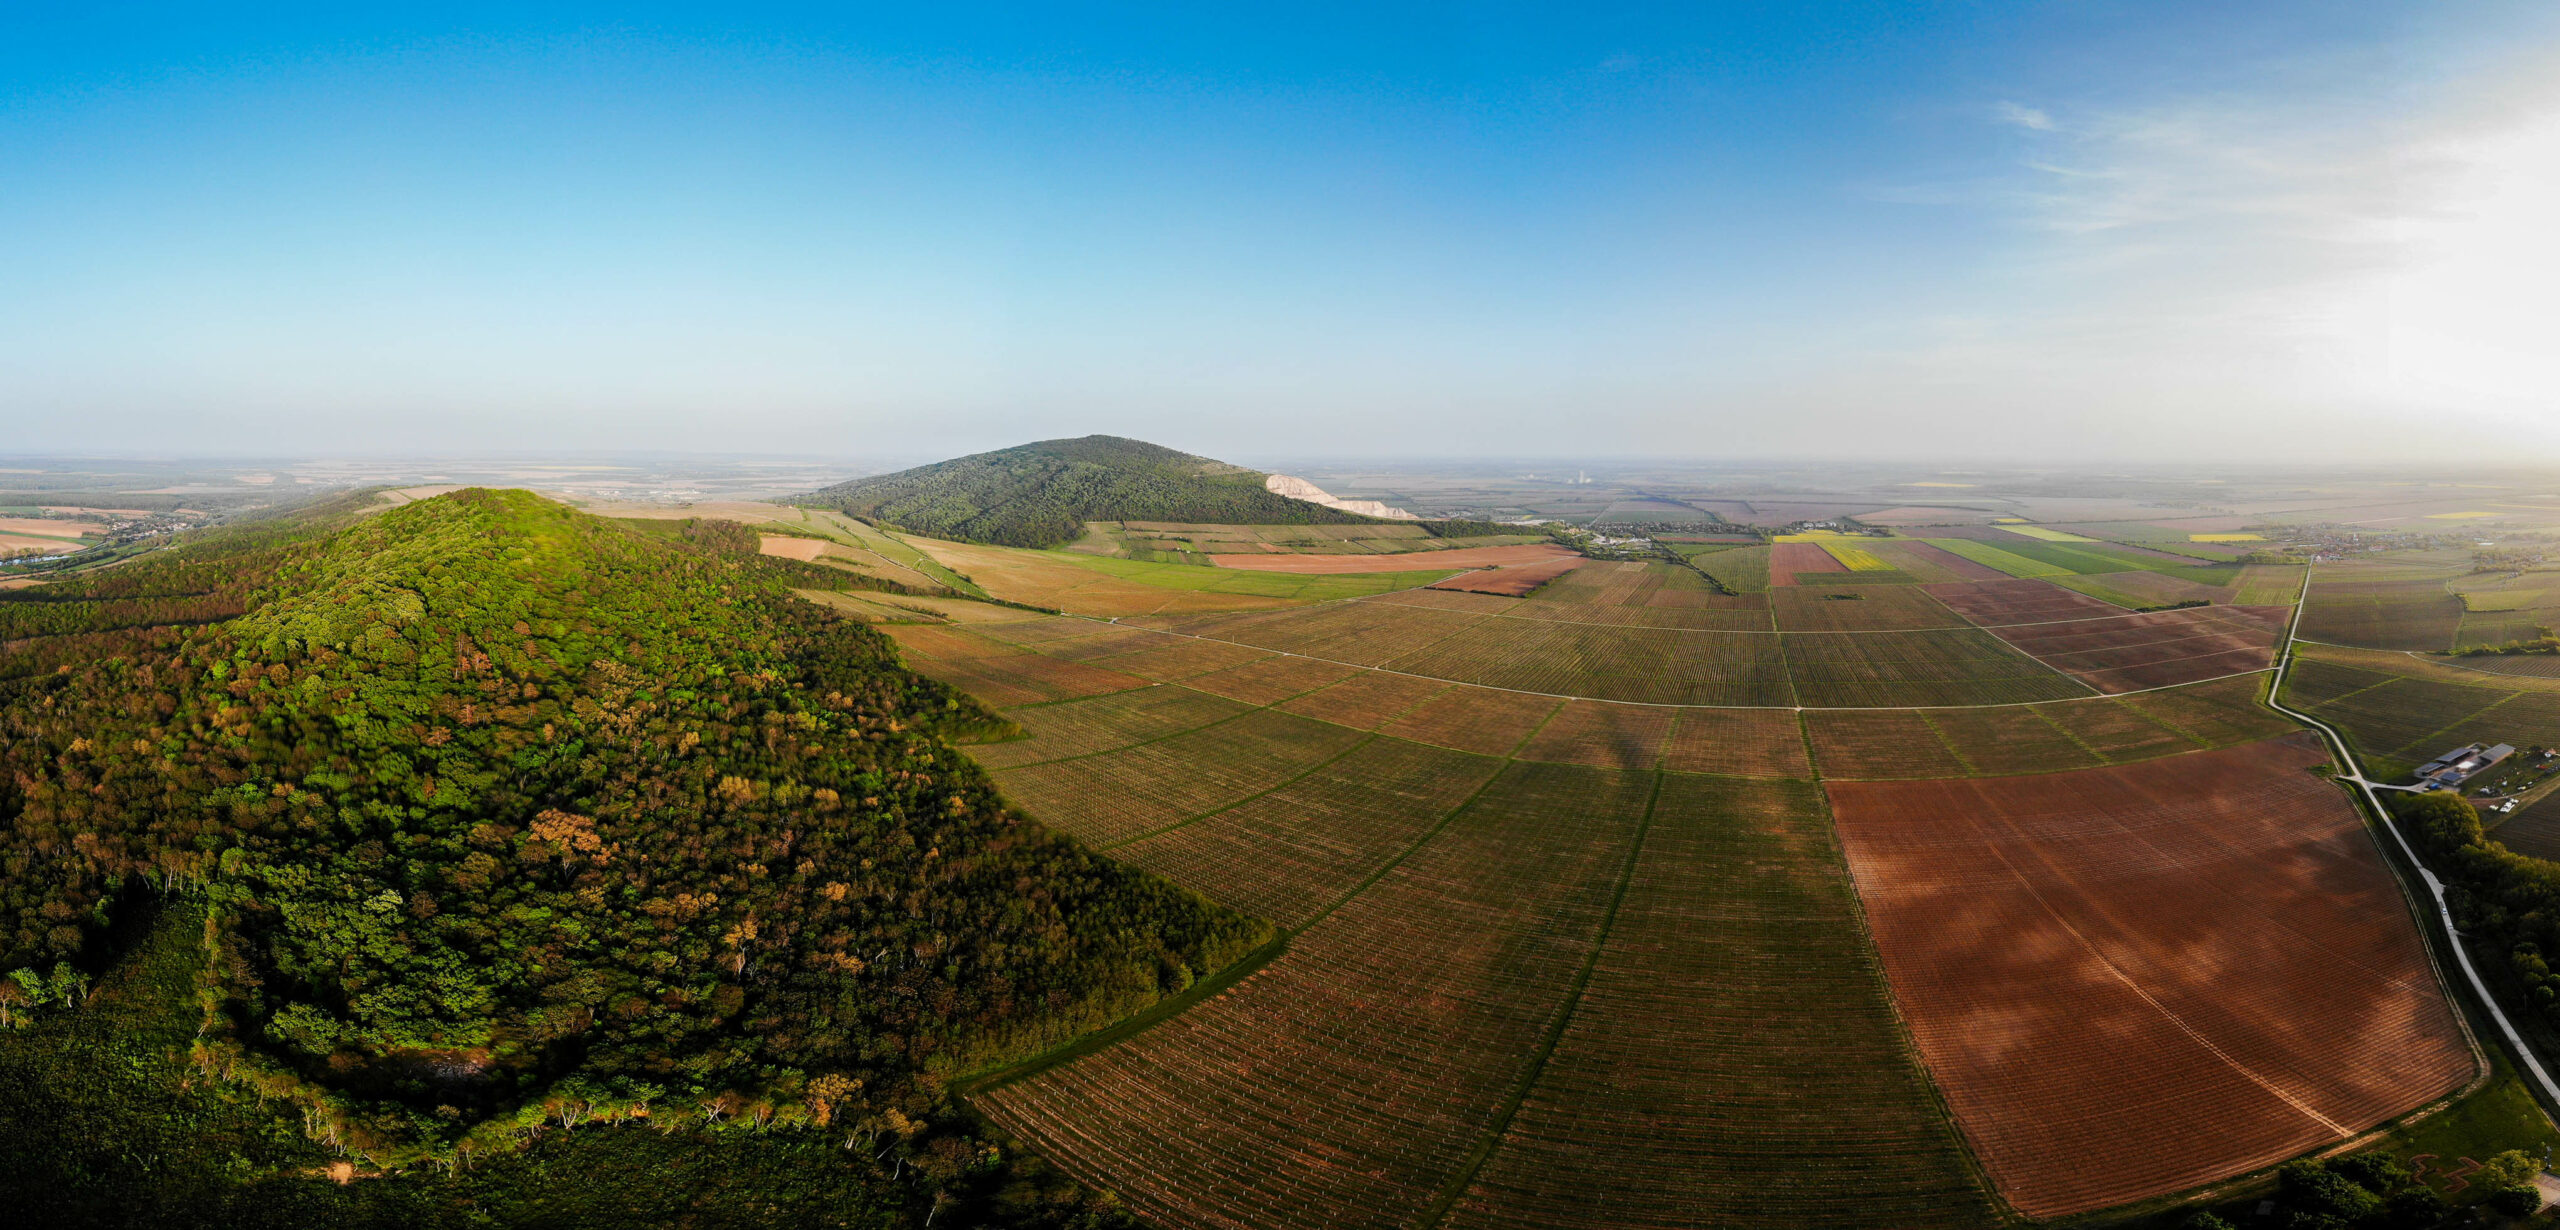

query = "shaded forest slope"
[[802, 435, 1380, 548], [0, 489, 1266, 1168]]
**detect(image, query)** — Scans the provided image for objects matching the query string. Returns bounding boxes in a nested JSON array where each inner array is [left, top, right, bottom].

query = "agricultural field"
[[913, 537, 1449, 615], [1926, 577, 2129, 624], [1428, 556, 1588, 595], [1076, 520, 1551, 562], [1439, 776, 1996, 1229], [1780, 627, 2092, 707], [1829, 736, 2475, 1217], [1921, 536, 2076, 578], [1684, 543, 1771, 592], [1767, 541, 1846, 584], [1804, 678, 2286, 778], [1767, 585, 1965, 631], [1862, 538, 2009, 582], [1209, 543, 1576, 573], [1989, 603, 2286, 693], [976, 762, 1657, 1230], [822, 501, 2534, 1230], [2296, 557, 2470, 651], [2280, 642, 2560, 777], [1996, 524, 2099, 542]]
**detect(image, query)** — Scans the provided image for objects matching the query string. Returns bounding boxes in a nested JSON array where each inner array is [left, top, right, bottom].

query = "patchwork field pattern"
[[1212, 543, 1577, 573], [1428, 556, 1589, 595], [2297, 564, 2466, 651], [856, 550, 2502, 1230], [1687, 544, 1771, 592], [2280, 644, 2560, 772], [992, 708, 1371, 846], [981, 765, 2000, 1230], [1768, 541, 1845, 585], [1865, 538, 2010, 583], [1385, 621, 1794, 706], [1925, 578, 2126, 625], [978, 763, 1654, 1230], [1829, 737, 2475, 1217], [914, 538, 1447, 615], [1441, 777, 1996, 1229], [1109, 737, 1506, 928], [1768, 585, 1966, 631], [1990, 604, 2287, 693], [1781, 628, 2092, 707]]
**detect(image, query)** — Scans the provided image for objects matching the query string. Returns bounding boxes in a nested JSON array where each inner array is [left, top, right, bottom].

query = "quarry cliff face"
[[1264, 473, 1417, 520]]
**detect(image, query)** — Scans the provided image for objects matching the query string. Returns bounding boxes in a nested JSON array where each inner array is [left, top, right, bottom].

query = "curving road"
[[2265, 566, 2560, 1108]]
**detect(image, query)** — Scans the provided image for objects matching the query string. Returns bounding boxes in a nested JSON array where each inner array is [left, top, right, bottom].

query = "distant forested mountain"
[[0, 488, 1262, 1223], [802, 435, 1377, 548]]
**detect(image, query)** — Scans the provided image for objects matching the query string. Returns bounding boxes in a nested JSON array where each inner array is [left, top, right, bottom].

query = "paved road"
[[2266, 573, 2560, 1109]]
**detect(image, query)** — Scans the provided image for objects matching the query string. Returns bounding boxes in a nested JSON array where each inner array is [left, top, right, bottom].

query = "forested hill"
[[803, 434, 1379, 548], [0, 489, 1266, 1197]]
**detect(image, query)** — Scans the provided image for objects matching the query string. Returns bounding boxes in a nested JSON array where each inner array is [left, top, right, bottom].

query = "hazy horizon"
[[6, 3, 2557, 463]]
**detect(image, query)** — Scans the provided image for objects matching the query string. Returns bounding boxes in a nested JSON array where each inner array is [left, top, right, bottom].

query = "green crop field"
[[2283, 645, 2560, 777], [1921, 536, 2076, 578], [1384, 620, 1795, 706], [1687, 542, 1772, 592], [845, 530, 2560, 1230], [1438, 775, 1998, 1229]]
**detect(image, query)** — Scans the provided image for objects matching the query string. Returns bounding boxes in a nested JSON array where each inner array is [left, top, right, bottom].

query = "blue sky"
[[4, 3, 2555, 463]]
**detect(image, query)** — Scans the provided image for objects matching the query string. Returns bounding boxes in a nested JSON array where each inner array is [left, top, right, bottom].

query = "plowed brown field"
[[1828, 736, 2473, 1217], [1767, 542, 1844, 585], [1926, 577, 2125, 625], [1994, 605, 2285, 693], [1211, 543, 1579, 573]]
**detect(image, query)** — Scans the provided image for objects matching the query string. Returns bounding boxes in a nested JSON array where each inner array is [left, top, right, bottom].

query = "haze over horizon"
[[5, 2, 2556, 464]]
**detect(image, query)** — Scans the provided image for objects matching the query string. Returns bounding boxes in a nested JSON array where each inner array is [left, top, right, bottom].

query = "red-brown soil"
[[1875, 539, 2012, 581], [1827, 736, 2474, 1217], [1767, 542, 1844, 585], [1926, 577, 2125, 625], [1995, 605, 2286, 693], [1210, 544, 1579, 573]]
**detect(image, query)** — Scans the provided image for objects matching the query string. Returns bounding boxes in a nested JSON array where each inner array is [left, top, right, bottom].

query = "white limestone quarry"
[[1264, 474, 1418, 520]]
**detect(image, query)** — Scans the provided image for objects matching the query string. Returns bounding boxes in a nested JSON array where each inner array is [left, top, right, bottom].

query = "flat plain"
[[770, 495, 2536, 1230], [1830, 736, 2474, 1217]]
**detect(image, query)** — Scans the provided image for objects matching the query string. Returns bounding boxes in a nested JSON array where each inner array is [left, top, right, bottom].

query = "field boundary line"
[[1501, 696, 1572, 759], [983, 671, 1356, 770], [2267, 568, 2547, 1114], [948, 929, 1291, 1099], [1292, 754, 1512, 934], [1910, 709, 1977, 775], [1084, 610, 2280, 711], [1097, 733, 1379, 851], [1961, 621, 2111, 701], [1973, 798, 2354, 1138], [1354, 590, 2283, 636], [1413, 769, 1664, 1230], [2388, 688, 2528, 766], [2027, 705, 2112, 764], [2026, 624, 2284, 666]]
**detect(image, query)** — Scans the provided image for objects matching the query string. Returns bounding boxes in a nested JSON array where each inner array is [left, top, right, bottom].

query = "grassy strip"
[[1413, 770, 1663, 1230], [955, 739, 1520, 1098]]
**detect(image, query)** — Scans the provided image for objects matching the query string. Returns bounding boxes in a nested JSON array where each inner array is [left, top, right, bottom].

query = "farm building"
[[2415, 742, 2515, 789]]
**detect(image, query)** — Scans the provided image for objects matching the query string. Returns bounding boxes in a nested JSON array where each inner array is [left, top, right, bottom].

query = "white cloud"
[[1818, 45, 2560, 461], [1992, 100, 2055, 131]]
